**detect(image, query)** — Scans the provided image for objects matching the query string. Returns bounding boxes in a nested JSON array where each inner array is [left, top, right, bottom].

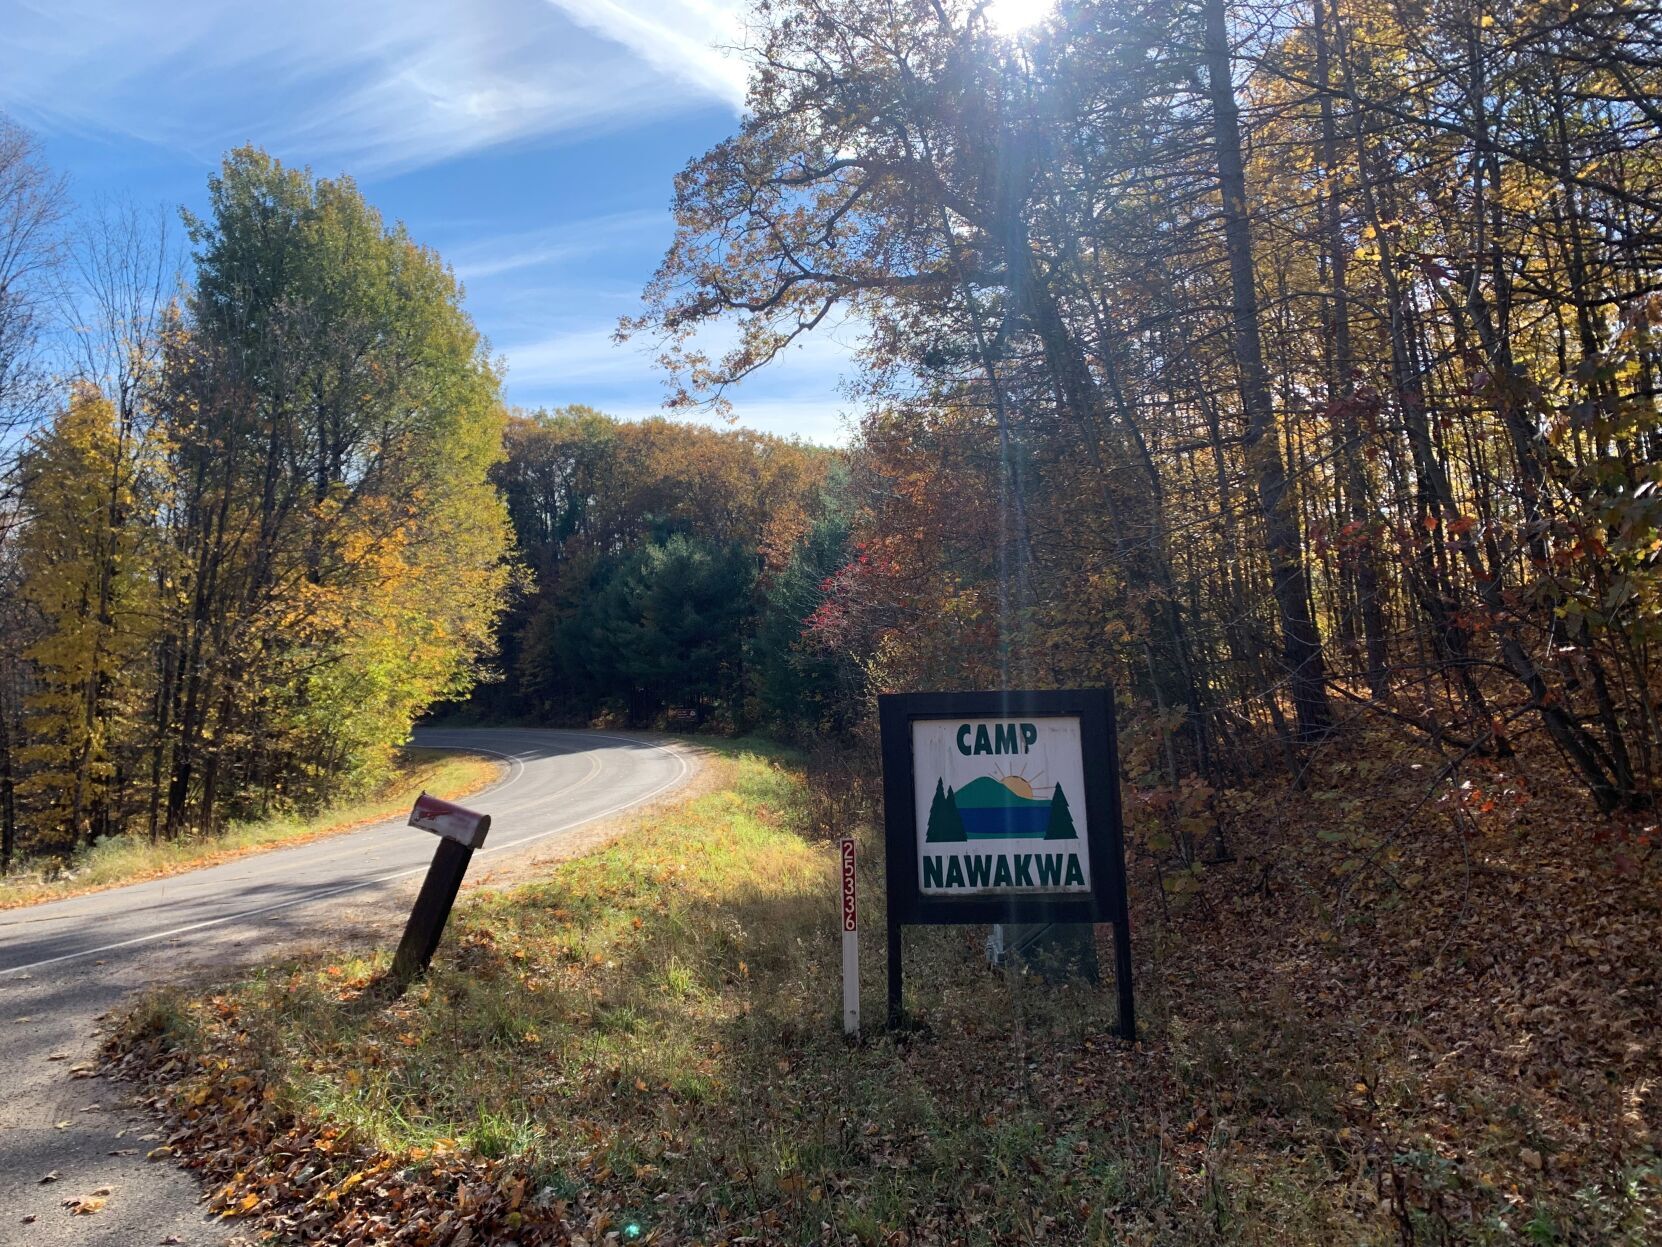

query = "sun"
[[982, 0, 1055, 35], [992, 761, 1051, 800]]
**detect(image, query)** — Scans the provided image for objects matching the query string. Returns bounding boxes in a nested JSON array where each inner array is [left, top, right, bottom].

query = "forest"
[[625, 0, 1662, 829], [0, 146, 512, 869], [2, 0, 1659, 868], [3, 0, 1659, 1240]]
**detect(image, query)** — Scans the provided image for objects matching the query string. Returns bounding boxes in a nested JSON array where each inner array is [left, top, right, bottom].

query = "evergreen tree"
[[750, 470, 862, 737], [1045, 784, 1077, 841], [926, 778, 966, 842]]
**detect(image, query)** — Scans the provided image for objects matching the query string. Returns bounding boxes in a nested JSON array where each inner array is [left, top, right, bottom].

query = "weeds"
[[109, 740, 1659, 1245]]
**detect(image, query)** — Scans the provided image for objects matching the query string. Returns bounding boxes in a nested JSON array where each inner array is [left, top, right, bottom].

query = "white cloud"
[[498, 312, 865, 447], [0, 0, 750, 172], [501, 324, 655, 388], [544, 1, 750, 106], [501, 309, 865, 390], [449, 209, 667, 282]]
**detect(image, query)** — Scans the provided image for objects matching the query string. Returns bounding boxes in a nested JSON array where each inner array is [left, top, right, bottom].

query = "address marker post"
[[840, 837, 859, 1036], [389, 791, 492, 992]]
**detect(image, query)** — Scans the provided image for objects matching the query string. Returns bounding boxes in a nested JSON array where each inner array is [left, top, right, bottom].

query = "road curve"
[[0, 727, 690, 977], [0, 728, 692, 1247]]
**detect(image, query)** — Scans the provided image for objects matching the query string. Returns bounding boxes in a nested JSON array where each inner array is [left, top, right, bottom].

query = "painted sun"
[[992, 761, 1052, 800]]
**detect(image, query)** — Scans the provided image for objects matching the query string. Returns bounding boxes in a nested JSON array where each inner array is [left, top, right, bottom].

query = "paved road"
[[0, 728, 692, 1246]]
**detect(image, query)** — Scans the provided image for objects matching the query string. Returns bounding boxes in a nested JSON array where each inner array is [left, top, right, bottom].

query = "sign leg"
[[391, 838, 475, 990], [1111, 915, 1135, 1041], [842, 925, 859, 1036]]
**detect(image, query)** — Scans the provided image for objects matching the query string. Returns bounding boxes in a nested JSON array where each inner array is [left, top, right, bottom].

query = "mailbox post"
[[389, 792, 491, 991]]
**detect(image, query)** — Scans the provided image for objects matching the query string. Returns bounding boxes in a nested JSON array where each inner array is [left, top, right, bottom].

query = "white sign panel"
[[911, 716, 1091, 896]]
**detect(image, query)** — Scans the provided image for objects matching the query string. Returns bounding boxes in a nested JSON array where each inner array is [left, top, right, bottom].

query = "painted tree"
[[1045, 784, 1076, 841], [925, 778, 967, 843]]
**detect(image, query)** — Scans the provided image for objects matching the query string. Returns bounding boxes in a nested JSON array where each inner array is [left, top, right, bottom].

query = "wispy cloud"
[[501, 325, 655, 389], [502, 311, 864, 391], [499, 312, 864, 447], [449, 209, 668, 282], [544, 1, 750, 107], [0, 0, 749, 173]]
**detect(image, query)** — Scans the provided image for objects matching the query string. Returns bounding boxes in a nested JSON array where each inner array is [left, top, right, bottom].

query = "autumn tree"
[[2, 147, 514, 860], [484, 406, 839, 729], [16, 389, 158, 852], [0, 116, 66, 869], [633, 0, 1661, 811], [146, 148, 513, 830]]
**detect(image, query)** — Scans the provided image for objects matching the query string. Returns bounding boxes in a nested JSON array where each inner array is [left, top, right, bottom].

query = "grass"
[[107, 730, 1662, 1245], [0, 747, 502, 910], [113, 741, 1395, 1246]]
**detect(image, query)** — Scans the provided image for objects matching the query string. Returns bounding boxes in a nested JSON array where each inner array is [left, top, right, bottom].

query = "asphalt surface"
[[0, 727, 693, 1247]]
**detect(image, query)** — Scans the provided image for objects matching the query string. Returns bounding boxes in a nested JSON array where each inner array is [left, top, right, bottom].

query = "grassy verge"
[[108, 738, 1659, 1245], [109, 744, 1362, 1245], [0, 747, 502, 910]]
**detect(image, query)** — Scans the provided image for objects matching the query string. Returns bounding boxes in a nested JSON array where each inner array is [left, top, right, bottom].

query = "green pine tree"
[[943, 785, 965, 840], [925, 777, 966, 842], [1045, 784, 1078, 840]]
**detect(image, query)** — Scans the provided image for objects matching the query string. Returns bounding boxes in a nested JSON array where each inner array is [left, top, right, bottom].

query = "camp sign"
[[915, 716, 1091, 896], [878, 688, 1134, 1037]]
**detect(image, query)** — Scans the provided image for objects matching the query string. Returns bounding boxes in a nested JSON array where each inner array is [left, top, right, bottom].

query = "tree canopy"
[[629, 0, 1662, 820], [2, 148, 511, 862]]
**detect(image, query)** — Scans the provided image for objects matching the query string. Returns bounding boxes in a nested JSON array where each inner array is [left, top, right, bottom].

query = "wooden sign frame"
[[878, 688, 1134, 1039]]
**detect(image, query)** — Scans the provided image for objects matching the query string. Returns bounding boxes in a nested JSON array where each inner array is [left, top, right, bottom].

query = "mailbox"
[[389, 791, 494, 991], [408, 791, 492, 849]]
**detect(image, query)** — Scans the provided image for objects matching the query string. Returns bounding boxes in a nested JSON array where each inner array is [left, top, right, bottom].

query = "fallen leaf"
[[38, 1170, 61, 1184]]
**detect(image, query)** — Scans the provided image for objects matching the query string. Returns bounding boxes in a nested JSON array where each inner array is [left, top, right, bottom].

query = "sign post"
[[878, 689, 1134, 1040], [840, 836, 859, 1036], [389, 792, 492, 992]]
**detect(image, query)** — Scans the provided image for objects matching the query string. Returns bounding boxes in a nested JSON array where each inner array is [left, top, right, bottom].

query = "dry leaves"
[[99, 734, 1661, 1245]]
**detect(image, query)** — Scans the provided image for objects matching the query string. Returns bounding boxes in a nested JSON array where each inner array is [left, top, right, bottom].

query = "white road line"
[[484, 736, 687, 856], [0, 734, 690, 979], [0, 743, 537, 929]]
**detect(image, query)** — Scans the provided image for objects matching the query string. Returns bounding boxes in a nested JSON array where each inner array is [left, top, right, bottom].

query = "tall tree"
[[16, 389, 157, 851]]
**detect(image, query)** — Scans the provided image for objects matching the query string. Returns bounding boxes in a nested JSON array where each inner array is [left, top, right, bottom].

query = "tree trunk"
[[1202, 0, 1333, 740], [1314, 0, 1388, 698]]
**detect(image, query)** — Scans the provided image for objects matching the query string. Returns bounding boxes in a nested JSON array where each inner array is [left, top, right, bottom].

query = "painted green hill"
[[954, 775, 1050, 810]]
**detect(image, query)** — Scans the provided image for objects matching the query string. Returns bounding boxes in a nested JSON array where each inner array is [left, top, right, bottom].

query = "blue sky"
[[0, 0, 862, 445]]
